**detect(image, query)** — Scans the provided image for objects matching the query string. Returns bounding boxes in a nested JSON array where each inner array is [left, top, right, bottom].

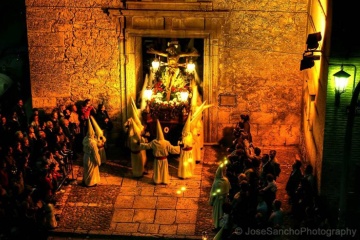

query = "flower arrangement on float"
[[144, 80, 191, 121]]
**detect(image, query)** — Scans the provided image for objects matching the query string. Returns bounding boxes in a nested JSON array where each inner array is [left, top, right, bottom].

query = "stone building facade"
[[25, 0, 308, 148]]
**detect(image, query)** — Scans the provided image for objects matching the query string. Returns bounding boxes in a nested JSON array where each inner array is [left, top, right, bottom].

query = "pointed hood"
[[215, 163, 225, 179], [182, 112, 192, 136], [87, 119, 95, 138], [156, 119, 165, 141], [132, 117, 142, 140], [131, 97, 144, 132], [90, 116, 103, 137], [190, 84, 199, 112], [191, 101, 214, 125]]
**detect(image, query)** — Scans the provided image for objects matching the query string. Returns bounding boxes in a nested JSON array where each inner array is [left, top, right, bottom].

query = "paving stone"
[[140, 186, 155, 196], [177, 223, 196, 235], [114, 223, 139, 233], [133, 196, 157, 208], [114, 195, 134, 208], [156, 196, 177, 209], [138, 223, 160, 234], [176, 197, 198, 210], [175, 209, 197, 223], [159, 224, 178, 235], [133, 209, 156, 223], [154, 209, 177, 224], [154, 187, 178, 196], [113, 209, 134, 222]]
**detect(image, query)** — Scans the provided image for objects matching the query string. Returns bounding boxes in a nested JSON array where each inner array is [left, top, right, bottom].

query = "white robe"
[[82, 136, 101, 186], [129, 135, 147, 177], [178, 132, 195, 179], [140, 139, 180, 184]]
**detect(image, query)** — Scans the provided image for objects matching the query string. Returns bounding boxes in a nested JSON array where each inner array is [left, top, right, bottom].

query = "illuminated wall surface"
[[25, 0, 307, 147]]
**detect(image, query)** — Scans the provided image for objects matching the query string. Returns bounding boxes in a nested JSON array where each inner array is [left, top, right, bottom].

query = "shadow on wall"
[[218, 127, 234, 148]]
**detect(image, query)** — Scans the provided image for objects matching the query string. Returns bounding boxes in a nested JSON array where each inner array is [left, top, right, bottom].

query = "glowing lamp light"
[[151, 57, 160, 72], [180, 90, 189, 102], [216, 189, 221, 193], [212, 192, 217, 196], [186, 60, 195, 73], [181, 186, 186, 191], [144, 86, 153, 101], [202, 231, 208, 240], [176, 190, 181, 194], [333, 66, 351, 107], [334, 69, 350, 93], [187, 158, 193, 163]]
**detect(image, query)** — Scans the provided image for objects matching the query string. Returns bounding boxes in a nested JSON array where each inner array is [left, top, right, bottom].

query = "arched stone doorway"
[[105, 3, 228, 144]]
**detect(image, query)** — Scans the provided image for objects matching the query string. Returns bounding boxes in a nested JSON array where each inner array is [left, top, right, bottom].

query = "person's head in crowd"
[[266, 173, 274, 183], [254, 147, 261, 156], [293, 160, 302, 170], [272, 199, 282, 211], [240, 114, 250, 123], [305, 164, 313, 175], [238, 173, 247, 183], [269, 150, 277, 160]]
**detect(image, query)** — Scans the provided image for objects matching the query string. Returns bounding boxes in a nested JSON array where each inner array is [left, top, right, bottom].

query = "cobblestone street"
[[48, 145, 301, 240]]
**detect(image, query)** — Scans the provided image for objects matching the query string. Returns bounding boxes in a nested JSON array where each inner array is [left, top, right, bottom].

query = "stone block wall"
[[25, 0, 308, 148], [213, 1, 307, 147], [26, 0, 123, 142]]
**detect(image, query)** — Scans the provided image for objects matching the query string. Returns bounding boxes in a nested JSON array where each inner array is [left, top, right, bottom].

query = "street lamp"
[[334, 66, 351, 107]]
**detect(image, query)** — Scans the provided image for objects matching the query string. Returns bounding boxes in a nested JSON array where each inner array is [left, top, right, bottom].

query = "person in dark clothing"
[[12, 99, 28, 133], [286, 160, 303, 203], [95, 104, 113, 149]]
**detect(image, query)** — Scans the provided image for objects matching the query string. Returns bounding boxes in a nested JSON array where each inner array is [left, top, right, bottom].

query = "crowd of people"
[[209, 114, 328, 240], [0, 98, 112, 239]]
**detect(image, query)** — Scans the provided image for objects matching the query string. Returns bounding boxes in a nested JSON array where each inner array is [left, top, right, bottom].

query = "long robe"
[[82, 136, 101, 186], [178, 132, 195, 179], [129, 135, 147, 177], [140, 139, 180, 184], [209, 166, 231, 229]]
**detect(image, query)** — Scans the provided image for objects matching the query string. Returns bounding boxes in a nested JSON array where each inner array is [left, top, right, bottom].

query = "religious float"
[[139, 39, 202, 144]]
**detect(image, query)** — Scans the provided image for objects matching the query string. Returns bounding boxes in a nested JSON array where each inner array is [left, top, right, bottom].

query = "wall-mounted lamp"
[[300, 32, 322, 71], [334, 66, 351, 107], [300, 52, 321, 71], [306, 32, 322, 50]]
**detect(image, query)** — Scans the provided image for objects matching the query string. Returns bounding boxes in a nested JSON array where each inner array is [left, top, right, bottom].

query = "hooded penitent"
[[210, 163, 230, 196], [90, 116, 106, 141], [156, 119, 165, 141], [182, 112, 192, 137]]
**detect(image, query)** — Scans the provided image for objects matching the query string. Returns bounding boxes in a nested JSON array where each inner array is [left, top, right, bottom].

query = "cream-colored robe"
[[129, 135, 147, 177], [140, 139, 180, 184], [178, 132, 195, 179], [82, 136, 101, 186]]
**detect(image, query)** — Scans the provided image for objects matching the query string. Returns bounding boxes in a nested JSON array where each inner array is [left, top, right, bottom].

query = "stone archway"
[[105, 2, 227, 143]]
